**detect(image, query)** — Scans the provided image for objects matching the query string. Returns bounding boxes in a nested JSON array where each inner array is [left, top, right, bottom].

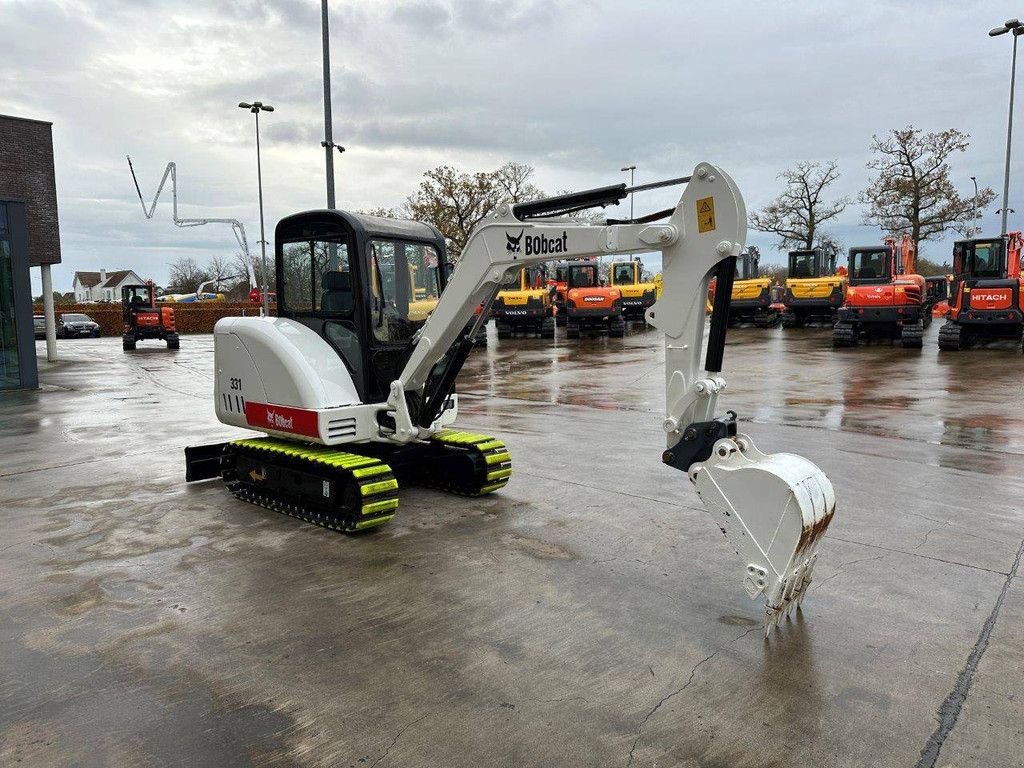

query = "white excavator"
[[185, 163, 836, 634]]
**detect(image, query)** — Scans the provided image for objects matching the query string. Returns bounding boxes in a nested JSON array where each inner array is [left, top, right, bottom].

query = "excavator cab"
[[940, 234, 1024, 350], [274, 210, 449, 405], [781, 244, 845, 327], [608, 259, 658, 320], [847, 246, 892, 283]]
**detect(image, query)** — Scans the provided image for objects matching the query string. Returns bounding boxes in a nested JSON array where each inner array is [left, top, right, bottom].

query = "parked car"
[[33, 315, 46, 339], [57, 313, 101, 338]]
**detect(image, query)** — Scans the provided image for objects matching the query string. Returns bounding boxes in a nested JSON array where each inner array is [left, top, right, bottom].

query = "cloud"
[[0, 0, 1014, 293]]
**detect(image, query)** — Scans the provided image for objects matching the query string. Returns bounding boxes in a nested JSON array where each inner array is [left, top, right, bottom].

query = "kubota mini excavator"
[[608, 258, 658, 321], [938, 233, 1024, 351], [832, 235, 930, 348], [781, 244, 846, 327], [184, 164, 836, 633], [490, 265, 556, 338]]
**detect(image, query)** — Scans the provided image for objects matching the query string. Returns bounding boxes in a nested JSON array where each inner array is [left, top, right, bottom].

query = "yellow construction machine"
[[781, 244, 846, 327]]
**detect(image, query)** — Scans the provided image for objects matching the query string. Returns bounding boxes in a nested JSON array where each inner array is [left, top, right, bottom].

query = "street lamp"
[[239, 100, 274, 316], [989, 18, 1024, 236], [620, 165, 636, 219], [970, 175, 979, 236]]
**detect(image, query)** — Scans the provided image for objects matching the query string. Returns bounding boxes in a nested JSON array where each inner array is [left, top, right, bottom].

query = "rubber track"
[[832, 322, 856, 347], [938, 321, 964, 351], [423, 430, 513, 496], [223, 438, 399, 533]]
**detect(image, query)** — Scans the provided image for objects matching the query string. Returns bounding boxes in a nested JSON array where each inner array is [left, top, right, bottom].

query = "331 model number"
[[229, 377, 242, 391]]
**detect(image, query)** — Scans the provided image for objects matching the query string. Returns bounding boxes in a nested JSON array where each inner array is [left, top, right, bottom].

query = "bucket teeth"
[[689, 432, 836, 636]]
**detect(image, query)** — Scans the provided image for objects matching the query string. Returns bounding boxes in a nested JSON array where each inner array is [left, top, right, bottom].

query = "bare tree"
[[407, 162, 545, 260], [167, 256, 210, 293], [749, 161, 848, 250], [860, 127, 996, 250], [206, 254, 236, 288]]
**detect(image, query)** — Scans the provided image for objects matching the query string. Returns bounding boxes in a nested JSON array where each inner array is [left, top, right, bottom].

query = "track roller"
[[899, 320, 923, 348], [938, 321, 965, 351], [832, 322, 856, 347], [406, 430, 513, 496]]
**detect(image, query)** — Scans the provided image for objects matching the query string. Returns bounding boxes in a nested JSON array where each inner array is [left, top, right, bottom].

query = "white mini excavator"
[[186, 163, 836, 633]]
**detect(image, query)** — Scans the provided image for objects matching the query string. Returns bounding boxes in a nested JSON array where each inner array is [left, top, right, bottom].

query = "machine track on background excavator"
[[185, 164, 837, 634], [781, 244, 846, 327], [832, 235, 931, 348], [938, 233, 1024, 351]]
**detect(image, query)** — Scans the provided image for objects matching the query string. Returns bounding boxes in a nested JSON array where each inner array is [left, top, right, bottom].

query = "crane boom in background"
[[126, 156, 260, 293]]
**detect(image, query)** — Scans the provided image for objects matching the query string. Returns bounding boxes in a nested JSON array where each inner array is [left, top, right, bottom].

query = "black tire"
[[92, 330, 101, 338]]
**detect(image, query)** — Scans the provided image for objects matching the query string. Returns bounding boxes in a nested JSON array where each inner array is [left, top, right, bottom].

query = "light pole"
[[320, 0, 345, 208], [970, 175, 979, 236], [989, 18, 1024, 236], [621, 165, 636, 219], [239, 100, 274, 316]]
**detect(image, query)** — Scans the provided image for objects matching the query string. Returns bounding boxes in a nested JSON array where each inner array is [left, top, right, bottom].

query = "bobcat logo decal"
[[506, 229, 524, 253]]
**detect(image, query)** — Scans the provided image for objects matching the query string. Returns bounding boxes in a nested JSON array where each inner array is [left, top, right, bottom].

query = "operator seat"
[[321, 270, 353, 313]]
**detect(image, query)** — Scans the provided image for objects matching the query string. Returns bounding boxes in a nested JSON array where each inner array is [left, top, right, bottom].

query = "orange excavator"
[[564, 261, 624, 338], [832, 235, 930, 348], [122, 281, 179, 350], [938, 232, 1024, 350]]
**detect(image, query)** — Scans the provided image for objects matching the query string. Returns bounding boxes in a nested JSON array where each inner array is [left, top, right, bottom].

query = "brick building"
[[0, 114, 62, 390]]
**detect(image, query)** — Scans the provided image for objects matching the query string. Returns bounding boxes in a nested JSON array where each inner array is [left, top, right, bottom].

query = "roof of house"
[[96, 270, 134, 289], [73, 271, 103, 288]]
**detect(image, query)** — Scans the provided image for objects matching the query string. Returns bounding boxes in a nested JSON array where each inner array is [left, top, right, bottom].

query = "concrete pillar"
[[40, 263, 56, 362]]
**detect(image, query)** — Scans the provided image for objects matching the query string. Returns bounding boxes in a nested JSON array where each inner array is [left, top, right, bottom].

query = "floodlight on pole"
[[621, 165, 636, 219], [239, 100, 274, 316], [990, 18, 1024, 235]]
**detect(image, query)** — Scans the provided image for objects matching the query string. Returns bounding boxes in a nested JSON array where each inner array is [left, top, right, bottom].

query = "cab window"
[[281, 238, 352, 313], [569, 265, 598, 288], [850, 249, 888, 281], [613, 264, 634, 285], [970, 241, 1004, 278], [369, 238, 441, 344], [789, 251, 817, 278]]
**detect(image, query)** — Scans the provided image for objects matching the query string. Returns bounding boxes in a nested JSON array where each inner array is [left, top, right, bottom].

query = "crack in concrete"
[[368, 712, 430, 768], [829, 535, 1010, 576], [914, 537, 1024, 768], [813, 553, 887, 590], [624, 626, 758, 767]]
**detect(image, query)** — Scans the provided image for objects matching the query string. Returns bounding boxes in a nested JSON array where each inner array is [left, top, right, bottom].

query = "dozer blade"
[[689, 433, 836, 636]]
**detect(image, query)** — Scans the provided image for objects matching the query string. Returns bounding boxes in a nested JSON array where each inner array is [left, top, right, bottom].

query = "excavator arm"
[[387, 163, 836, 633]]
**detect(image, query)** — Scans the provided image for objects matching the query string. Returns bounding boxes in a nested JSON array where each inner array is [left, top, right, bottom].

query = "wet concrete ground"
[[1, 323, 1022, 767]]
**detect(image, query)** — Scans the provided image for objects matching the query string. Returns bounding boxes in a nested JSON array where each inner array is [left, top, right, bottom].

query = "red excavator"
[[832, 235, 930, 348], [938, 233, 1024, 351], [122, 282, 179, 350]]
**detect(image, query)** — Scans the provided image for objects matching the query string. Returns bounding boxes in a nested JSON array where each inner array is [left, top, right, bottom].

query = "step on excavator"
[[184, 164, 836, 633], [608, 258, 658, 321], [938, 233, 1024, 351], [781, 244, 846, 327], [564, 261, 625, 338], [490, 265, 556, 339], [122, 282, 179, 350], [726, 246, 781, 327], [832, 235, 931, 348]]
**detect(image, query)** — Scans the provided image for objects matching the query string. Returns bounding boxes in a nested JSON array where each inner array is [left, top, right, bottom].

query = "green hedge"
[[32, 302, 276, 336]]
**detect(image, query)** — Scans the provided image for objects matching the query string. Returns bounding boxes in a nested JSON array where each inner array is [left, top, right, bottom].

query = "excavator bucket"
[[689, 433, 836, 635]]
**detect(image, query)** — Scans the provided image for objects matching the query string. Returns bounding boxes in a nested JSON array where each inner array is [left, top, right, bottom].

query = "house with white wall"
[[72, 269, 146, 302]]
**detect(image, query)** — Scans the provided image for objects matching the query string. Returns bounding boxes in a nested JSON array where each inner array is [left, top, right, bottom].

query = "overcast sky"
[[2, 0, 1020, 292]]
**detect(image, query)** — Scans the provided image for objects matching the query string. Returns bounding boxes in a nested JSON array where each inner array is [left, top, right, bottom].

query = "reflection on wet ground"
[[460, 320, 1024, 458]]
